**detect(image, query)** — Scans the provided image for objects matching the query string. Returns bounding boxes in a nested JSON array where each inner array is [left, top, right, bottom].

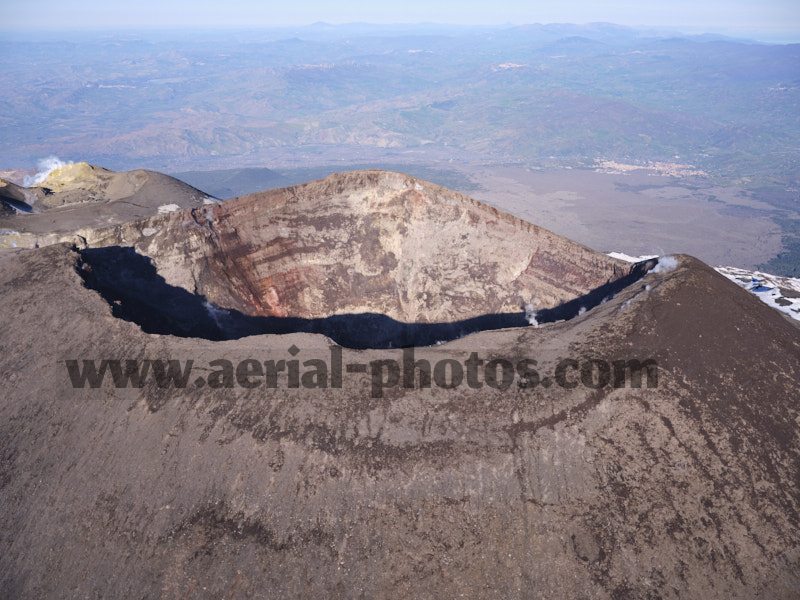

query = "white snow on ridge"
[[157, 204, 181, 214], [609, 251, 800, 322], [715, 266, 800, 322], [608, 252, 658, 263]]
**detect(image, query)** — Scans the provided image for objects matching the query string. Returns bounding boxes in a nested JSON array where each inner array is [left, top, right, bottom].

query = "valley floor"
[[464, 165, 786, 270]]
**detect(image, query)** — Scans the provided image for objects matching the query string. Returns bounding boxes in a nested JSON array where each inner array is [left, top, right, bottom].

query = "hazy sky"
[[3, 0, 799, 38]]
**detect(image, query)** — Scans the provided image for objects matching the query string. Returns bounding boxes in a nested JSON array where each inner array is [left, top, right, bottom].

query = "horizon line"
[[1, 21, 798, 44]]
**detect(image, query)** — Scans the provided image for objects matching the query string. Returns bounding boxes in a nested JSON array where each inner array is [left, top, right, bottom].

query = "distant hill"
[[1, 26, 798, 188], [172, 167, 290, 199]]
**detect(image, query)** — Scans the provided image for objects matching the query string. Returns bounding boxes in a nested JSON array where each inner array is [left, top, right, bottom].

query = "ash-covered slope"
[[611, 251, 800, 322], [79, 170, 629, 322], [0, 244, 797, 599], [0, 162, 215, 248], [0, 171, 798, 599]]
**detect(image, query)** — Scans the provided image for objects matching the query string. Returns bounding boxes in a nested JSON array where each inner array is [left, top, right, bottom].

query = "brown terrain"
[[0, 170, 798, 599], [0, 162, 215, 249]]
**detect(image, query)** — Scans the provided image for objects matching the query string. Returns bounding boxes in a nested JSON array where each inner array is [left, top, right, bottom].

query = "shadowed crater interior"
[[77, 246, 653, 349]]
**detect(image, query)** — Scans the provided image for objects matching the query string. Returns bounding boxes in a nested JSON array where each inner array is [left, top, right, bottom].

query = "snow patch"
[[157, 204, 181, 214], [608, 251, 659, 263], [715, 266, 800, 322], [141, 227, 158, 237]]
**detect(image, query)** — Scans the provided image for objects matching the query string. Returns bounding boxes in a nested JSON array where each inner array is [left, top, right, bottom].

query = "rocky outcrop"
[[0, 163, 215, 248]]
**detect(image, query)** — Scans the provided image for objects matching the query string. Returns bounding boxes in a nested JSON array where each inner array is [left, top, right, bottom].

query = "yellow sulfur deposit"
[[36, 162, 113, 193]]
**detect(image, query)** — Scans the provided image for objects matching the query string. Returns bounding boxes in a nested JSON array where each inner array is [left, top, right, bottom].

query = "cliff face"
[[80, 170, 628, 321]]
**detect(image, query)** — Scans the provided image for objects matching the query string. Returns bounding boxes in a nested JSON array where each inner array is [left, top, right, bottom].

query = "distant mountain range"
[[2, 23, 798, 275], [1, 23, 798, 189]]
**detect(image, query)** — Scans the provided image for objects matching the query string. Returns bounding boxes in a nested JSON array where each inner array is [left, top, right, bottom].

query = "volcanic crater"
[[75, 170, 649, 347], [1, 169, 799, 599]]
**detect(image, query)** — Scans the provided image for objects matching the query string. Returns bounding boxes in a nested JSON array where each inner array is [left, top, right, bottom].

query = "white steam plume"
[[23, 156, 72, 187], [203, 301, 230, 328], [524, 303, 539, 327], [651, 256, 679, 274]]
